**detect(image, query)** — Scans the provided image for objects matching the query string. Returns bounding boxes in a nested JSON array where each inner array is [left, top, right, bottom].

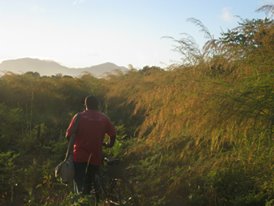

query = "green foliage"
[[0, 73, 101, 205], [0, 15, 273, 206], [104, 124, 127, 158], [0, 151, 20, 204]]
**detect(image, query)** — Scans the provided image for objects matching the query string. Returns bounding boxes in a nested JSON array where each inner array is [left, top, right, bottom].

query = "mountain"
[[0, 58, 127, 77]]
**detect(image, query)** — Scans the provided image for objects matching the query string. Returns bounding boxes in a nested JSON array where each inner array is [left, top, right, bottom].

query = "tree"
[[218, 18, 274, 60]]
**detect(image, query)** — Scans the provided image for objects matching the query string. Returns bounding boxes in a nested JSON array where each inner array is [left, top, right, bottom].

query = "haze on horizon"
[[0, 0, 269, 69]]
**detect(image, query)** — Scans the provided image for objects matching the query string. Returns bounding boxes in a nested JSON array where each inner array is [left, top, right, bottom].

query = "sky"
[[0, 0, 272, 69]]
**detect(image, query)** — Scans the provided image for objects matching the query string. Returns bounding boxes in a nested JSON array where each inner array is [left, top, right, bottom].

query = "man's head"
[[85, 95, 99, 110]]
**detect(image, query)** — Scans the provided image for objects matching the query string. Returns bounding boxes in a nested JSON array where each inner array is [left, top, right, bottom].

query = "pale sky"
[[0, 0, 271, 69]]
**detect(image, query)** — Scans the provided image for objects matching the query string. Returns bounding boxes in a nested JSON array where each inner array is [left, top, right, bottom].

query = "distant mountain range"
[[0, 58, 128, 77]]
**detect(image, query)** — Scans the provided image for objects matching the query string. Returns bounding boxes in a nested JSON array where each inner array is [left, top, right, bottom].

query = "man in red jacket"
[[66, 95, 116, 195]]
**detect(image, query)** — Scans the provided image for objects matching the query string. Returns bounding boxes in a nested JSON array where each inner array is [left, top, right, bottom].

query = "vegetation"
[[0, 12, 273, 206]]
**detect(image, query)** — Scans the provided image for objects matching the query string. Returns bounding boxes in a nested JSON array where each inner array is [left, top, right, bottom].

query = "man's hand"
[[103, 142, 112, 148], [103, 136, 116, 148]]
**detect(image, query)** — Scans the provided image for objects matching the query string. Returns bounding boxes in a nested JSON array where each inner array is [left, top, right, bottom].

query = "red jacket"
[[66, 110, 116, 165]]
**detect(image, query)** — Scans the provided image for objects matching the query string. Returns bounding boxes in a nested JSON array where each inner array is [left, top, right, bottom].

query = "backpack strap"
[[65, 113, 80, 160]]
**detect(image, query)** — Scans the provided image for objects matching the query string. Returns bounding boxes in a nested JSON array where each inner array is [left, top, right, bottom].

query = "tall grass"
[[103, 17, 274, 206]]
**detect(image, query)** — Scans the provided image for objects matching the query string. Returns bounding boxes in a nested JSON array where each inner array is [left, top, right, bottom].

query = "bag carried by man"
[[55, 113, 80, 184]]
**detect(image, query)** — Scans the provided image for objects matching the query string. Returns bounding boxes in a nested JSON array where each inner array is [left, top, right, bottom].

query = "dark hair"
[[85, 95, 99, 110]]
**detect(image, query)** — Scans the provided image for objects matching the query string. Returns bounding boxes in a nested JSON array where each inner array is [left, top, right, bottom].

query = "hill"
[[0, 58, 127, 77]]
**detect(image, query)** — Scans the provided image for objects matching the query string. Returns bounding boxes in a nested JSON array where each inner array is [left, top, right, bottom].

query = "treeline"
[[0, 73, 106, 205], [0, 16, 273, 205]]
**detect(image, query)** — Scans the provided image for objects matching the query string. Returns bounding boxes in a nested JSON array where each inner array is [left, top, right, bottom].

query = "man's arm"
[[104, 117, 116, 148]]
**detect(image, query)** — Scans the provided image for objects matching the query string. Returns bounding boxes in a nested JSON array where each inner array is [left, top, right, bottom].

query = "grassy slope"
[[106, 66, 273, 206], [104, 19, 274, 205]]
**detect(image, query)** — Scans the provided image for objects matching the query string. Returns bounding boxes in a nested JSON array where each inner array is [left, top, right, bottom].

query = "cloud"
[[221, 7, 234, 22], [30, 5, 46, 13], [73, 0, 86, 5]]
